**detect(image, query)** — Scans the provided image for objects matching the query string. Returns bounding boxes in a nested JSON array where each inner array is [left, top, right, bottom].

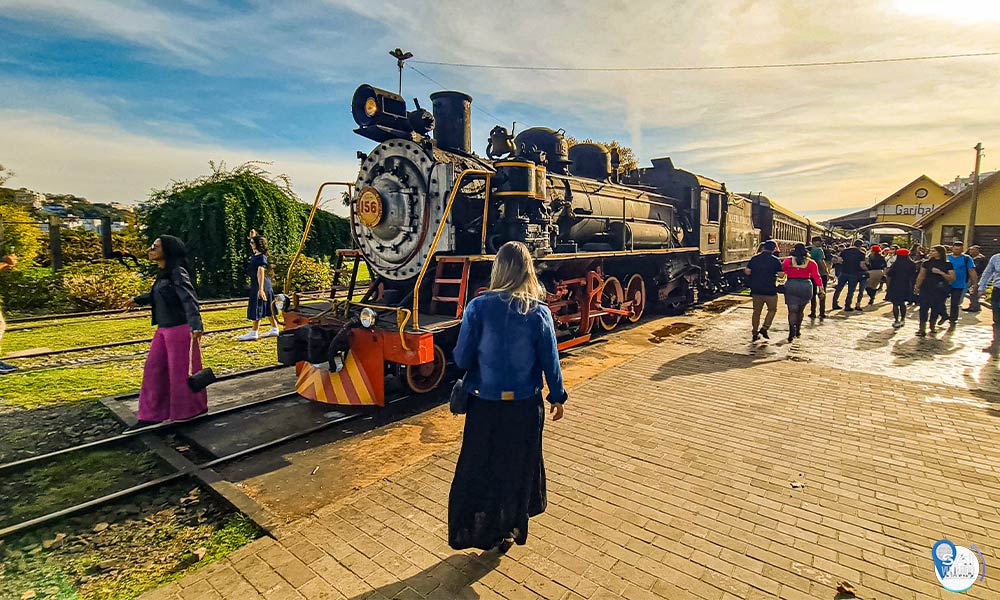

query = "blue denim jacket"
[[454, 292, 568, 404]]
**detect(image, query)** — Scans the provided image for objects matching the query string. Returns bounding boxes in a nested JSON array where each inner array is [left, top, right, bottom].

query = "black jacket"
[[134, 267, 203, 331]]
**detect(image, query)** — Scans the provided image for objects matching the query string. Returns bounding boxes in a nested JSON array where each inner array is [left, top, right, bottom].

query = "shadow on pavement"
[[347, 551, 501, 600], [651, 349, 782, 381]]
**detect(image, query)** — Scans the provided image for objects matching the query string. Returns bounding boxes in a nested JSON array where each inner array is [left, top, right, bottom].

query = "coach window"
[[708, 193, 721, 223]]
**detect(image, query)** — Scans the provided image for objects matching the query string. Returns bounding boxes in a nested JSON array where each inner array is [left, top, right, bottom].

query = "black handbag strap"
[[189, 336, 197, 376]]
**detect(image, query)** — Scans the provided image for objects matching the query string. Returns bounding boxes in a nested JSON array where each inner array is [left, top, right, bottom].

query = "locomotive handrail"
[[412, 169, 494, 330], [285, 181, 355, 297]]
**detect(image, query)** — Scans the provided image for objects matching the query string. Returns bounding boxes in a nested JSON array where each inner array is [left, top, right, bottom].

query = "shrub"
[[269, 253, 333, 294], [35, 228, 103, 267], [0, 267, 70, 314], [0, 203, 43, 266], [140, 162, 349, 297], [60, 261, 153, 310]]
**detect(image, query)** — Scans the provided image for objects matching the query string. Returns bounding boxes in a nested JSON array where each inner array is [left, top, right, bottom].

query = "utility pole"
[[389, 48, 413, 96], [965, 142, 984, 246]]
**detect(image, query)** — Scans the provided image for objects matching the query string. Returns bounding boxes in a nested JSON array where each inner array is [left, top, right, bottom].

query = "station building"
[[915, 171, 1000, 256], [826, 175, 952, 231]]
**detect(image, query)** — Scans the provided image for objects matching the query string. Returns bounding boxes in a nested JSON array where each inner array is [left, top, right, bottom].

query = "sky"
[[1, 0, 998, 220]]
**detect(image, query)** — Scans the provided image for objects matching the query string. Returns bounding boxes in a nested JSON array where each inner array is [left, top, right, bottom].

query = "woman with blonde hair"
[[448, 241, 567, 554]]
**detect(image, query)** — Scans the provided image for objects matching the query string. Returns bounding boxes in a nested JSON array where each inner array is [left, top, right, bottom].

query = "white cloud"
[[1, 0, 999, 217], [324, 0, 1000, 212], [0, 110, 358, 216]]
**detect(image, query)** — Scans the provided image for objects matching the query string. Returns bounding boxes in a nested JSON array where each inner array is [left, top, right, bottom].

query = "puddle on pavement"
[[649, 322, 694, 343], [701, 298, 742, 313]]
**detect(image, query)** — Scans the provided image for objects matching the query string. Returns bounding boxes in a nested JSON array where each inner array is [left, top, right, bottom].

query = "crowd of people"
[[744, 236, 1000, 350]]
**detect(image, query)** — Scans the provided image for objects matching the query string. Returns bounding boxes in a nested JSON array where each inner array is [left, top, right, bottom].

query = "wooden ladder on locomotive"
[[429, 256, 472, 317], [330, 249, 363, 316]]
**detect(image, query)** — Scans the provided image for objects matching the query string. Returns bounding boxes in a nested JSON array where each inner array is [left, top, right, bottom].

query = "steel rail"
[[0, 387, 300, 474], [4, 326, 249, 361], [5, 288, 349, 329], [0, 393, 419, 539]]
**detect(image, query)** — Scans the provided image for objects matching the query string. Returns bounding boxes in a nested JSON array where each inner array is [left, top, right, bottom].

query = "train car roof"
[[742, 193, 809, 225]]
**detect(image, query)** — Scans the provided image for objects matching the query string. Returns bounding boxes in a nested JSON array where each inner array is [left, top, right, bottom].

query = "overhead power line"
[[411, 51, 1000, 72], [408, 64, 507, 124]]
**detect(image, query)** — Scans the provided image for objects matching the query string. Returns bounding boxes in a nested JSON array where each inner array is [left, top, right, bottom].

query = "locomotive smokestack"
[[430, 90, 472, 154]]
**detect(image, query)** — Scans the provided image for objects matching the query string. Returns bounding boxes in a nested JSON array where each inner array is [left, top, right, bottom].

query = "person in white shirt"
[[977, 252, 1000, 354]]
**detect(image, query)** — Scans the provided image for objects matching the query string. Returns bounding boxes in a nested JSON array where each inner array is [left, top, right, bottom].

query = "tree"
[[0, 164, 14, 186], [0, 203, 42, 266], [141, 161, 349, 297], [564, 138, 638, 172]]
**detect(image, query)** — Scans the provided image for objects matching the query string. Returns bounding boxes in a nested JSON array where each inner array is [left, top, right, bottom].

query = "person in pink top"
[[782, 243, 824, 342]]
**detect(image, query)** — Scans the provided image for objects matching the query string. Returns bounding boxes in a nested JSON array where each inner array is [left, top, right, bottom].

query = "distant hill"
[[0, 187, 133, 222]]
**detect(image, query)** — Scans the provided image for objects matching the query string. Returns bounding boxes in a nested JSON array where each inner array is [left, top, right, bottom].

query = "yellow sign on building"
[[871, 175, 952, 225]]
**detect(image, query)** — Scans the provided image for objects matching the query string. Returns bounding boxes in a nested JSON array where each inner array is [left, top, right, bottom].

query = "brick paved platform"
[[142, 301, 1000, 599]]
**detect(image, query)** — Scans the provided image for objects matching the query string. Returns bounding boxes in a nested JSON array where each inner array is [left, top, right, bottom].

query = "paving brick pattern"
[[142, 303, 1000, 599]]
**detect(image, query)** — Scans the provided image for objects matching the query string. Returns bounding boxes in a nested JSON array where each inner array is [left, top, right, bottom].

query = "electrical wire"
[[411, 50, 1000, 72], [408, 64, 509, 125]]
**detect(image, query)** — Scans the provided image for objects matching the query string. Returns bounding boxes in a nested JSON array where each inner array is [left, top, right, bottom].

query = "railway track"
[[4, 288, 352, 332], [0, 386, 423, 539]]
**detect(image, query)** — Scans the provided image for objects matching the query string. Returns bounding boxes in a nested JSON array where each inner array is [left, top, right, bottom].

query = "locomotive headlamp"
[[359, 307, 377, 329], [351, 84, 409, 131]]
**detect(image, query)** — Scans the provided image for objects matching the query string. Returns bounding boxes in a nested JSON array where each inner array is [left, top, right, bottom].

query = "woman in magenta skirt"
[[130, 235, 207, 427]]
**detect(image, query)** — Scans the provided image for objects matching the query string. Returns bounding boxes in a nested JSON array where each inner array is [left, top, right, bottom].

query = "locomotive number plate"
[[357, 187, 383, 227]]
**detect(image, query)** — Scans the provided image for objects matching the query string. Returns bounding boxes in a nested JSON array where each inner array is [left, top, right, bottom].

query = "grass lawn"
[[1, 306, 282, 409]]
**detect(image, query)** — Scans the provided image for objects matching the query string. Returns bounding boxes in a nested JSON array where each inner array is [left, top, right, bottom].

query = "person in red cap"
[[885, 248, 916, 327], [862, 245, 887, 306]]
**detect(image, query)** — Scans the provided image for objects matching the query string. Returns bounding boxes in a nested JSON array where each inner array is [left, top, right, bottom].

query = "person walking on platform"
[[237, 230, 280, 341], [129, 236, 207, 426], [832, 240, 867, 311], [808, 237, 828, 319], [977, 251, 1000, 353], [966, 245, 988, 312], [744, 239, 782, 341], [0, 252, 18, 374], [449, 241, 567, 554], [782, 243, 824, 342], [863, 245, 887, 307], [945, 241, 978, 326], [914, 245, 955, 337], [831, 244, 843, 285], [885, 247, 916, 328]]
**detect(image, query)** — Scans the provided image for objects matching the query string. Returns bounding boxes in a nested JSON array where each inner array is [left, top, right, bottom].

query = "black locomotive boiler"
[[278, 84, 759, 405]]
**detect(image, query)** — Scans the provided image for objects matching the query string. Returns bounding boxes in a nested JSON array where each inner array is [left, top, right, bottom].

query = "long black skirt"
[[448, 395, 546, 551]]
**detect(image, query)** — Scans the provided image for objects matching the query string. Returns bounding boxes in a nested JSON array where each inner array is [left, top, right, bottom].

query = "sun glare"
[[895, 0, 1000, 23]]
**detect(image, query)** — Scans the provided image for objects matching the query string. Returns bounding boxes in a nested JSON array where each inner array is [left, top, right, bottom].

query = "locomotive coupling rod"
[[285, 181, 355, 296], [412, 169, 493, 330]]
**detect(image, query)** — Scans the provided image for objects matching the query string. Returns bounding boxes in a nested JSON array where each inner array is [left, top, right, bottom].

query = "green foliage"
[[61, 261, 152, 310], [36, 228, 103, 267], [270, 252, 334, 293], [0, 202, 43, 265], [304, 209, 351, 260], [141, 162, 349, 297], [0, 262, 149, 314], [0, 266, 69, 313]]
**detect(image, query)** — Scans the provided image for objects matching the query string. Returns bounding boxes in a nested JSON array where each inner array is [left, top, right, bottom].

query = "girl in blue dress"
[[237, 230, 279, 341]]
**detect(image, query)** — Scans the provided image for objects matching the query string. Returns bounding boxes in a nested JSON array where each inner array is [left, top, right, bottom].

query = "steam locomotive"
[[277, 84, 811, 405]]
